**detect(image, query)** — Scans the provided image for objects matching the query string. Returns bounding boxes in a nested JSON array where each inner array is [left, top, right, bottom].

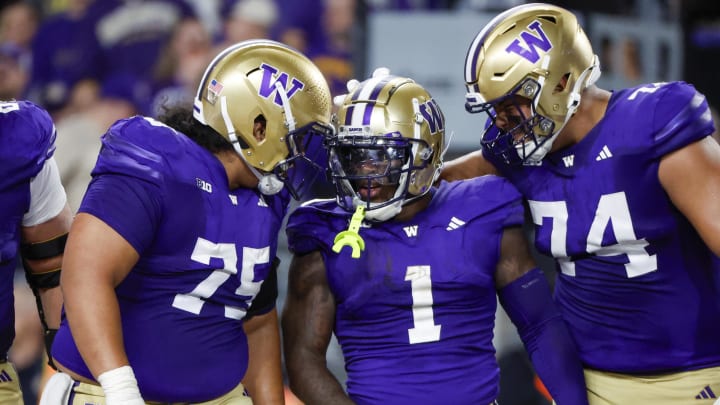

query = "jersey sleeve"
[[451, 177, 525, 265], [91, 116, 185, 185], [0, 100, 57, 189], [79, 173, 162, 254], [440, 176, 525, 229], [649, 81, 714, 158], [81, 116, 174, 253], [22, 157, 67, 226]]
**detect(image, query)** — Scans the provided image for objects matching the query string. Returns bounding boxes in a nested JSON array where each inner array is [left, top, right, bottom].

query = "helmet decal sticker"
[[258, 63, 305, 107], [206, 79, 224, 105], [505, 21, 553, 63], [419, 99, 445, 135]]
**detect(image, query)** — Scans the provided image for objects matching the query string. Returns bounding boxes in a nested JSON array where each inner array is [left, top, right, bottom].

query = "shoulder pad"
[[611, 82, 714, 157], [93, 116, 188, 184], [650, 81, 714, 157], [288, 198, 344, 230], [435, 176, 524, 227], [286, 199, 347, 255]]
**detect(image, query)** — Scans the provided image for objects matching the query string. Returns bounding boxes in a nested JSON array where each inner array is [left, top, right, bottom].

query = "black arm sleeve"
[[245, 256, 280, 320]]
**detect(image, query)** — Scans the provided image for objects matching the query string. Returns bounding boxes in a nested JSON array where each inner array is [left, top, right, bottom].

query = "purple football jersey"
[[51, 116, 290, 402], [287, 177, 524, 405], [488, 81, 720, 373], [0, 100, 56, 357]]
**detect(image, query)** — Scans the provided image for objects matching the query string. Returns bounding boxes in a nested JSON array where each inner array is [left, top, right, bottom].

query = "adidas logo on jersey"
[[0, 370, 12, 383], [446, 217, 466, 231], [228, 195, 238, 205], [403, 225, 418, 237], [596, 145, 613, 161], [695, 385, 717, 399]]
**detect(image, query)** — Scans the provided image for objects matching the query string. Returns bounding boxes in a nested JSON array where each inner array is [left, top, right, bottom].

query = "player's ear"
[[554, 73, 570, 94]]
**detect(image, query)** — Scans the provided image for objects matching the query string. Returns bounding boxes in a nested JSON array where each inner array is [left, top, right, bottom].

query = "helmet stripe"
[[348, 76, 391, 126], [465, 30, 486, 87], [464, 4, 539, 89], [350, 101, 368, 126], [362, 102, 375, 126], [344, 105, 355, 125]]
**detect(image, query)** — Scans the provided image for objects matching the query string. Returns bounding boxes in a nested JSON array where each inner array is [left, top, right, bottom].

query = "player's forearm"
[[499, 269, 588, 405], [37, 287, 63, 329], [24, 256, 64, 329], [439, 150, 495, 181], [242, 309, 284, 405], [63, 278, 129, 379], [283, 316, 352, 404], [524, 316, 588, 405], [287, 351, 355, 405], [283, 252, 348, 403]]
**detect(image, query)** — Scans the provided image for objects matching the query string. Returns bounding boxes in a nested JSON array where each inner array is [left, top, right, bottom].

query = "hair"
[[156, 104, 234, 154]]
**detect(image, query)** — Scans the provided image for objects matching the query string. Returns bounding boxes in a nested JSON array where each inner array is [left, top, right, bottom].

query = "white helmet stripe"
[[464, 3, 543, 86], [349, 76, 387, 126]]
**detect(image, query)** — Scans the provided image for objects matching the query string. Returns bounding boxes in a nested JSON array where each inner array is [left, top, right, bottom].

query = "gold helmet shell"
[[464, 3, 601, 164], [194, 39, 333, 197], [329, 70, 446, 221]]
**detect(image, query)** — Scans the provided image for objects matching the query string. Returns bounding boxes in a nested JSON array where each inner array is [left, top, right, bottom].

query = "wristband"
[[97, 365, 145, 405]]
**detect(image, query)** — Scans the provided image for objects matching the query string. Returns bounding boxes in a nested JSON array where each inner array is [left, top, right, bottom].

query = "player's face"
[[493, 96, 533, 142], [353, 161, 401, 203], [341, 147, 404, 203]]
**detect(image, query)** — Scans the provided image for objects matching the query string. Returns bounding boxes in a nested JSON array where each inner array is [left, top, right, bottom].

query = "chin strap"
[[332, 205, 366, 259]]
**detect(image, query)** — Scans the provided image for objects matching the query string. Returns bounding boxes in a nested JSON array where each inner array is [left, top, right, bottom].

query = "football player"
[[40, 40, 333, 405], [281, 70, 588, 405], [0, 100, 72, 405], [441, 3, 720, 404]]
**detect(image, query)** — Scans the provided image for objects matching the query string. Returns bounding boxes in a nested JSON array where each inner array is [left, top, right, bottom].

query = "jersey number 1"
[[405, 265, 441, 344]]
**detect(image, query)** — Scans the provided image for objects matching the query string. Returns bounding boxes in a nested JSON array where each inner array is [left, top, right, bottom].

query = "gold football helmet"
[[464, 3, 601, 165], [193, 39, 333, 198], [328, 69, 445, 221]]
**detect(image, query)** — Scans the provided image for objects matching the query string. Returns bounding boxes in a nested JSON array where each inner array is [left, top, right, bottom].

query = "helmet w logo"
[[505, 20, 553, 63], [258, 63, 306, 107], [419, 99, 445, 134]]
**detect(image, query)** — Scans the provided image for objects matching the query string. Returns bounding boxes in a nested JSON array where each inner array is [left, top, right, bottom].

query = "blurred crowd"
[[3, 0, 719, 404], [0, 0, 359, 214], [0, 0, 714, 208]]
